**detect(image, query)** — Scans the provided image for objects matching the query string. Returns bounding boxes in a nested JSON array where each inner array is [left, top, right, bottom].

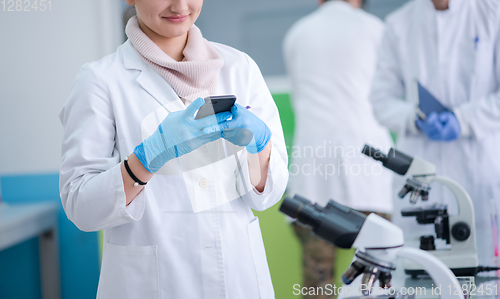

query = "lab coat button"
[[199, 179, 209, 188]]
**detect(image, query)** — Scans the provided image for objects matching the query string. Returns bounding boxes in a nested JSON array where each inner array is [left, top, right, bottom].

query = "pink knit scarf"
[[125, 16, 224, 104]]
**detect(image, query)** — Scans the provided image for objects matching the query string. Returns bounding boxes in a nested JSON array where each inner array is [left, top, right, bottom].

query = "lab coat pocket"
[[97, 242, 159, 299], [247, 217, 275, 299]]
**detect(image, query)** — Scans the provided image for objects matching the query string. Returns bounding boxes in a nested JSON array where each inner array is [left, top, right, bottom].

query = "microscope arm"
[[431, 176, 475, 226], [397, 247, 462, 299], [431, 175, 477, 252]]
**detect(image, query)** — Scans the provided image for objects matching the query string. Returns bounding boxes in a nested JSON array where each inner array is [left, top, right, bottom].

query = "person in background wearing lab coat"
[[370, 0, 500, 267], [283, 0, 393, 296], [58, 0, 289, 298]]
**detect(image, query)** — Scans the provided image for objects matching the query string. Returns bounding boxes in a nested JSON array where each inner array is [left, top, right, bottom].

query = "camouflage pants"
[[292, 211, 391, 299]]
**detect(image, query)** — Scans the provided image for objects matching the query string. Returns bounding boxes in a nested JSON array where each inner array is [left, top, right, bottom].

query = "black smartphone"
[[194, 95, 236, 120]]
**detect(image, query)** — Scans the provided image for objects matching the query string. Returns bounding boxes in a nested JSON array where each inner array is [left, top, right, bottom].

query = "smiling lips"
[[163, 15, 189, 23]]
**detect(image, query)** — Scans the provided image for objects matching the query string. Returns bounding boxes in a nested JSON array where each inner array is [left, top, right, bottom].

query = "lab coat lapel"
[[122, 40, 186, 113], [136, 68, 186, 112]]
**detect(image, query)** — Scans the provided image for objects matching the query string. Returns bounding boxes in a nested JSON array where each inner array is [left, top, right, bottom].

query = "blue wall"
[[0, 174, 100, 299]]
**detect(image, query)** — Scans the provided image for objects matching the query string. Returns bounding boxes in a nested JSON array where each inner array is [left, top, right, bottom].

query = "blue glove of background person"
[[415, 111, 461, 141], [134, 97, 232, 173], [202, 103, 272, 154]]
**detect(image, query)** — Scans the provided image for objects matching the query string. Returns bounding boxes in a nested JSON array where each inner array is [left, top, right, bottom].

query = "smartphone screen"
[[194, 95, 236, 120]]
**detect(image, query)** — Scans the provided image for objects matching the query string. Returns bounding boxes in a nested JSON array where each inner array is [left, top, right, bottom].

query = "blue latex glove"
[[202, 103, 272, 154], [134, 97, 232, 173], [415, 111, 461, 141]]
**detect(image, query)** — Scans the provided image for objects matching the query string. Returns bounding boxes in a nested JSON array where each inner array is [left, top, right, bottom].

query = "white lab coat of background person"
[[283, 0, 393, 212], [59, 40, 289, 299], [370, 0, 500, 266]]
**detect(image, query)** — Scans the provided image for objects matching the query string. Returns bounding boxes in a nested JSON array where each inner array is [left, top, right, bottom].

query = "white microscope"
[[280, 195, 463, 299], [361, 145, 482, 277]]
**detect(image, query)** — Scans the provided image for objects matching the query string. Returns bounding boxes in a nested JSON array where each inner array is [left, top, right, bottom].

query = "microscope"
[[280, 195, 463, 299], [361, 145, 479, 277]]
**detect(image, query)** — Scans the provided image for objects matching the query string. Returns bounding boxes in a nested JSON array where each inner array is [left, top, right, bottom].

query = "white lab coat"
[[59, 40, 289, 299], [283, 0, 393, 213], [370, 0, 500, 265]]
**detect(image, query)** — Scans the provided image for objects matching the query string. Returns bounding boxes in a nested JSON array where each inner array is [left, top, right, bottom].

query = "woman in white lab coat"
[[370, 0, 500, 266], [58, 0, 288, 298]]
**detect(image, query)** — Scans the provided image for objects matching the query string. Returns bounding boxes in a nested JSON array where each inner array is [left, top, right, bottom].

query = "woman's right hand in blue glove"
[[134, 97, 232, 173]]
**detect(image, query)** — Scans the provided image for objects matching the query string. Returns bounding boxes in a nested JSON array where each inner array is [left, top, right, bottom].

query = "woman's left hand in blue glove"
[[202, 103, 272, 154], [415, 111, 461, 141]]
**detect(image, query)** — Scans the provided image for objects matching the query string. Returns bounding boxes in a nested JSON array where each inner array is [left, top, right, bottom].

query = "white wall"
[[0, 1, 123, 175]]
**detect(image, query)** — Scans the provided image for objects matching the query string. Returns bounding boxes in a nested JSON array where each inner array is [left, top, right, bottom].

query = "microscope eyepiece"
[[279, 195, 320, 228], [362, 145, 388, 163], [279, 195, 366, 248], [279, 195, 307, 219], [362, 144, 413, 175]]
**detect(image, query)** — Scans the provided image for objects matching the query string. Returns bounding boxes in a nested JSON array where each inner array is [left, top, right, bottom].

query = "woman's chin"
[[157, 26, 192, 39]]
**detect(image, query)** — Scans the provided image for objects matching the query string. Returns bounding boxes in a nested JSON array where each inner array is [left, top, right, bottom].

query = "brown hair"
[[123, 5, 137, 29]]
